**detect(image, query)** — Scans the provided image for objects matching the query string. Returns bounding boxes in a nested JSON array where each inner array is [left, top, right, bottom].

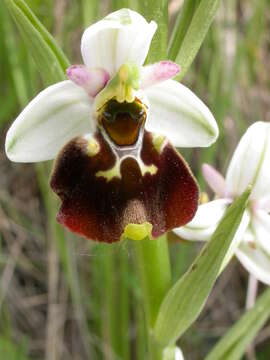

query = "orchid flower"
[[175, 122, 270, 284], [5, 9, 218, 243]]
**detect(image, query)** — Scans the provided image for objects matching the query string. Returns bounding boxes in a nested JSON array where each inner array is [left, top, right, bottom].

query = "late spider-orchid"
[[175, 122, 270, 285], [5, 9, 218, 243]]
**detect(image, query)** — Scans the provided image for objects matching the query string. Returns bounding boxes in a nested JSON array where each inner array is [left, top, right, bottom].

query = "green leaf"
[[4, 0, 70, 84], [0, 1, 29, 107], [168, 0, 198, 61], [133, 235, 171, 328], [111, 0, 131, 12], [205, 287, 270, 360], [139, 0, 168, 62], [154, 187, 251, 346], [169, 0, 221, 79], [81, 0, 99, 27]]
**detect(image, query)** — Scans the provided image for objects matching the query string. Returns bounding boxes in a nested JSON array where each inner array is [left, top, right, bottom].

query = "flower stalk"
[[133, 235, 171, 359]]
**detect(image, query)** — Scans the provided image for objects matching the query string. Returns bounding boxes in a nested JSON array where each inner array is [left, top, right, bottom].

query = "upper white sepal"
[[81, 8, 157, 76], [226, 122, 270, 201]]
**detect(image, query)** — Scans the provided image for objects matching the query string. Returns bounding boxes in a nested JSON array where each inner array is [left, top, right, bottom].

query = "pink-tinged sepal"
[[66, 65, 110, 97], [256, 195, 270, 213], [202, 163, 227, 198], [50, 131, 199, 243], [141, 61, 180, 89]]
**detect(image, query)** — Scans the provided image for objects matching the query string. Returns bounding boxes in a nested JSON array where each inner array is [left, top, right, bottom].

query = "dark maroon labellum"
[[50, 130, 199, 243]]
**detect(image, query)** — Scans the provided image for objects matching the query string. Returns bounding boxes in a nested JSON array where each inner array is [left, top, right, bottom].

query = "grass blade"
[[170, 0, 221, 79], [205, 287, 270, 360], [154, 187, 251, 345], [4, 0, 70, 84]]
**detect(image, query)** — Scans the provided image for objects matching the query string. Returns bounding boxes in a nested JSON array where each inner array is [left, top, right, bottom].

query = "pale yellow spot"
[[152, 134, 166, 154], [200, 192, 209, 204], [122, 222, 152, 241], [96, 161, 121, 181], [137, 158, 157, 176], [87, 138, 100, 157]]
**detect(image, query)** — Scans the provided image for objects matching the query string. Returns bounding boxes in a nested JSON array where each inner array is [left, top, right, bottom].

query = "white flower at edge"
[[5, 8, 218, 163], [174, 121, 270, 285], [163, 345, 185, 360]]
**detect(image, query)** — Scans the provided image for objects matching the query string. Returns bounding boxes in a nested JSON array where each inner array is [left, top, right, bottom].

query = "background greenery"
[[0, 0, 269, 359]]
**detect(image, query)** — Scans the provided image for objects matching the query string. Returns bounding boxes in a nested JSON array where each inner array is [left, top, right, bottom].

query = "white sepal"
[[225, 122, 270, 201], [236, 241, 270, 285], [252, 210, 270, 255], [173, 199, 230, 241], [145, 80, 218, 148], [5, 81, 93, 162], [221, 210, 250, 271], [257, 194, 270, 212], [163, 346, 184, 360], [81, 8, 157, 76], [202, 163, 226, 198]]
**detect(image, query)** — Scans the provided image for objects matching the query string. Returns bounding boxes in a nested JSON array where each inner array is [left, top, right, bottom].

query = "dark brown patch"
[[50, 131, 199, 243], [99, 99, 146, 146]]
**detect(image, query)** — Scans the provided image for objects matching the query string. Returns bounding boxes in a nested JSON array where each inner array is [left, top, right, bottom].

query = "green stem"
[[168, 0, 198, 61], [139, 0, 168, 63], [81, 0, 99, 27], [172, 0, 221, 80], [111, 0, 130, 12], [133, 235, 171, 359], [116, 249, 130, 359], [100, 243, 130, 360], [100, 244, 117, 359], [135, 301, 146, 359]]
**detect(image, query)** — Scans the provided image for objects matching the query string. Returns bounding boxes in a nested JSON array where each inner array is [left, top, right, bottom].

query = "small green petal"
[[94, 63, 141, 111]]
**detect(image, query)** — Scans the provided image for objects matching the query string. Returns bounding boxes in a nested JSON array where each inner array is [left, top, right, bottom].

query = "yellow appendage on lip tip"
[[122, 222, 153, 241]]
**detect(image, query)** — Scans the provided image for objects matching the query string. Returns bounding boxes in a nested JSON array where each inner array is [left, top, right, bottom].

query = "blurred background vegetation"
[[0, 0, 269, 359]]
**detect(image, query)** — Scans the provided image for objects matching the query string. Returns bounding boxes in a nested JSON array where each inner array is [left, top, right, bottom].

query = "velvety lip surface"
[[50, 131, 199, 243]]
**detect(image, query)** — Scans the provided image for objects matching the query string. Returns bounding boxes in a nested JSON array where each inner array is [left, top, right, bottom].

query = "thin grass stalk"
[[82, 0, 99, 27], [168, 0, 198, 60], [135, 301, 146, 359], [115, 247, 130, 359], [139, 0, 168, 63], [0, 2, 29, 107], [99, 243, 130, 360], [111, 0, 130, 12]]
